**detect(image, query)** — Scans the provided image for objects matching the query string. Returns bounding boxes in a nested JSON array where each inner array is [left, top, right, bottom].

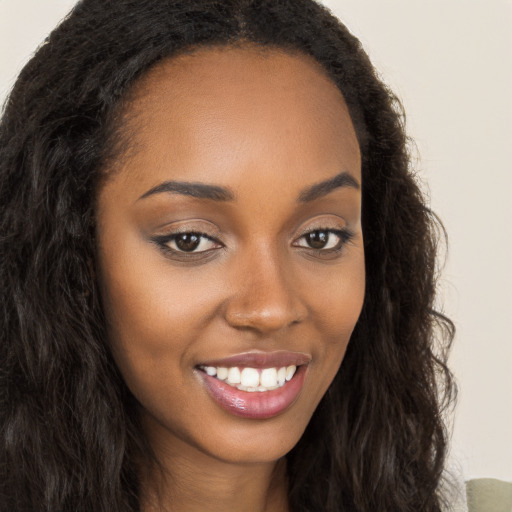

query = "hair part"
[[0, 1, 455, 511]]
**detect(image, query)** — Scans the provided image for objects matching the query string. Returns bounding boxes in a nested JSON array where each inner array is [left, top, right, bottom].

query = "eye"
[[293, 228, 353, 252], [154, 231, 222, 254]]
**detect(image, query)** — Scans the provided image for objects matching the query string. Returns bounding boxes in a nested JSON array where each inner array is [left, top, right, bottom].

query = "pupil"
[[176, 233, 200, 252], [307, 230, 328, 249]]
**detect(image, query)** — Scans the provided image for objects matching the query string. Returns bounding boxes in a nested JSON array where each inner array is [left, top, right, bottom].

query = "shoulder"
[[466, 478, 512, 512]]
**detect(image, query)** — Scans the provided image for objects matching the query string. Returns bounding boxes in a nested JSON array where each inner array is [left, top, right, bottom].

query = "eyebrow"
[[138, 180, 235, 201], [297, 171, 360, 202], [137, 170, 359, 203]]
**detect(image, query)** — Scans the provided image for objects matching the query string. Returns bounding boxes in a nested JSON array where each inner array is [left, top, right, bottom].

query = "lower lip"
[[198, 365, 307, 419]]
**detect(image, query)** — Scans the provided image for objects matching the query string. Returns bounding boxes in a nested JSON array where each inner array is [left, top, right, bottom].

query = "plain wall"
[[1, 0, 511, 482]]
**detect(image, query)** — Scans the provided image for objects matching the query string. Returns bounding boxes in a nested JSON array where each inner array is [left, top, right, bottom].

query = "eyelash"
[[152, 231, 222, 259], [293, 228, 355, 255], [152, 227, 355, 260]]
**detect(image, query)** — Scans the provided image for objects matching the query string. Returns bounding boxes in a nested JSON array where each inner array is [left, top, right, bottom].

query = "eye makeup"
[[293, 227, 355, 255], [150, 228, 224, 262], [149, 223, 356, 264]]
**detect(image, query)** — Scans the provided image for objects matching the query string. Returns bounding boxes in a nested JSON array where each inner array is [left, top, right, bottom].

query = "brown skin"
[[96, 46, 365, 512]]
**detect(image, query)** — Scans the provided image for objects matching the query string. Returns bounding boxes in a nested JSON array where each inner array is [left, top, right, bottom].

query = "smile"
[[198, 365, 297, 392], [196, 351, 310, 419]]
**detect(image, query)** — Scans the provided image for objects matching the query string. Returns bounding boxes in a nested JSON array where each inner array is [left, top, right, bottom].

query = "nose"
[[223, 248, 308, 334]]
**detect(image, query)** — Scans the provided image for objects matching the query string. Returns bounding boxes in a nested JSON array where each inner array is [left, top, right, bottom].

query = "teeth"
[[227, 367, 241, 384], [260, 368, 277, 387], [205, 366, 217, 376], [216, 367, 228, 380], [277, 366, 286, 386], [240, 368, 260, 387], [201, 364, 298, 392]]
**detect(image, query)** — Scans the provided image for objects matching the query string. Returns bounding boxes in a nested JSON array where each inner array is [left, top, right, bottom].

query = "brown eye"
[[174, 233, 201, 252], [293, 228, 353, 253], [157, 232, 221, 254], [305, 230, 330, 249], [152, 229, 223, 259]]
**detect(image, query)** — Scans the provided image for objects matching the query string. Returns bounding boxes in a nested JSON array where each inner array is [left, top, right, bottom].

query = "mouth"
[[197, 364, 298, 392], [196, 351, 310, 419]]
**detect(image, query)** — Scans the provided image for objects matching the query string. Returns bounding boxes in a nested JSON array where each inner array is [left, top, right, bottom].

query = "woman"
[[0, 1, 456, 511]]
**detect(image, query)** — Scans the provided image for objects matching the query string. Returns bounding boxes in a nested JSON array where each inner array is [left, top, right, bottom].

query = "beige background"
[[1, 0, 511, 481]]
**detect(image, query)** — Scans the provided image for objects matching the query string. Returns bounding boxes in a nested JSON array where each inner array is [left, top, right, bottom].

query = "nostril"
[[223, 256, 308, 332], [224, 302, 306, 333]]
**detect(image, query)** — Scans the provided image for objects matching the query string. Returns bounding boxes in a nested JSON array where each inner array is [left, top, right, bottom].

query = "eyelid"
[[152, 218, 223, 237], [293, 215, 348, 238], [293, 227, 354, 247], [291, 215, 356, 257], [150, 231, 224, 263], [149, 220, 225, 259], [170, 232, 221, 252]]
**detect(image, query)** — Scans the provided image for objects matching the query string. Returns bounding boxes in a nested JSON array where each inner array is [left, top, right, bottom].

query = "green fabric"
[[467, 479, 512, 512]]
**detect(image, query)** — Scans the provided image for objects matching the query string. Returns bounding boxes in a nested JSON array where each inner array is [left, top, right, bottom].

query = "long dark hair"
[[0, 1, 456, 510]]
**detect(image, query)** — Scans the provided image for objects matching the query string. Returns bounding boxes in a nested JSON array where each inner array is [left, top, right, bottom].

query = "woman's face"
[[96, 46, 365, 465]]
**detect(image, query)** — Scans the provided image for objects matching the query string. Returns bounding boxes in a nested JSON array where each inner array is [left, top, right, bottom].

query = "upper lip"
[[197, 350, 311, 368]]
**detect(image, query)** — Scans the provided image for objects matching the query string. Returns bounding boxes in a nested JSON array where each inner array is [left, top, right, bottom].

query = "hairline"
[[98, 40, 362, 189]]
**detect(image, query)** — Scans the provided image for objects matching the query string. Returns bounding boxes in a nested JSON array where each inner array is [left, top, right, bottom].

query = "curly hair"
[[0, 0, 456, 510]]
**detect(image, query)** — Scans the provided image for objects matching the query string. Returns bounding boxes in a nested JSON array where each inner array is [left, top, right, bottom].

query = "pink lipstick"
[[196, 351, 310, 419]]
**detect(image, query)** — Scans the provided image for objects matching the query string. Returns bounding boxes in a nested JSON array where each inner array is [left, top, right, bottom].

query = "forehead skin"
[[112, 45, 361, 197]]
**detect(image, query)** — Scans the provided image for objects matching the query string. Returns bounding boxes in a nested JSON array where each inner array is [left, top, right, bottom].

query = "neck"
[[140, 432, 289, 512]]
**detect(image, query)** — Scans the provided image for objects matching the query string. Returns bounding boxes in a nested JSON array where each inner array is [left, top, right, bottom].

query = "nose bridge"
[[224, 241, 306, 333]]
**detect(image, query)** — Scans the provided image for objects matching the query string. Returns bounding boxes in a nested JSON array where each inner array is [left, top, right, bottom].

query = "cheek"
[[99, 251, 222, 369], [310, 245, 365, 335], [97, 251, 227, 436], [306, 248, 365, 381]]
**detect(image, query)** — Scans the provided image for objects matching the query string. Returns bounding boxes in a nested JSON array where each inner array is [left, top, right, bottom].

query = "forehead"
[[108, 45, 361, 195], [130, 44, 348, 112]]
